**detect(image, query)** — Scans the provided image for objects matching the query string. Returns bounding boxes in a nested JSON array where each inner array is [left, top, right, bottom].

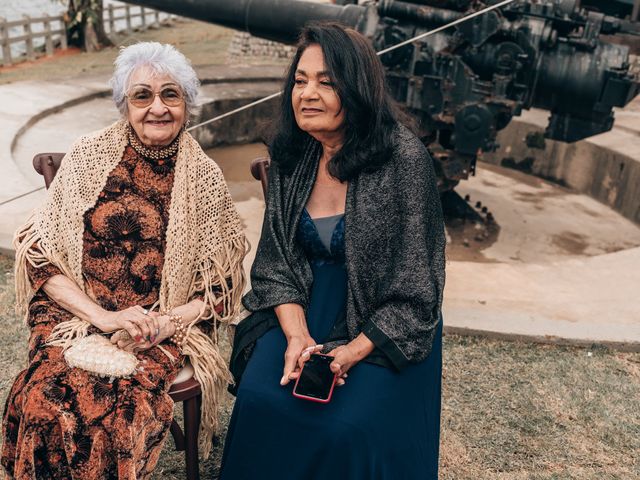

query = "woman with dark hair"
[[221, 22, 446, 479]]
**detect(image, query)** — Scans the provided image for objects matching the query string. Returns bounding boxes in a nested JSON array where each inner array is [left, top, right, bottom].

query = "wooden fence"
[[0, 5, 174, 67]]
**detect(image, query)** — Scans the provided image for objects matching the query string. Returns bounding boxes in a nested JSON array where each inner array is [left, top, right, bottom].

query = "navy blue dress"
[[220, 209, 442, 479]]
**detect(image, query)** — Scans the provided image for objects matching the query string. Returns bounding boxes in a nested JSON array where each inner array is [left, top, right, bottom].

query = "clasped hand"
[[92, 305, 175, 353]]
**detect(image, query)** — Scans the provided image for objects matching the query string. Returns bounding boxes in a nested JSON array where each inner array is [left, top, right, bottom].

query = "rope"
[[0, 187, 45, 206], [376, 0, 515, 55], [1, 0, 513, 208], [186, 91, 282, 132]]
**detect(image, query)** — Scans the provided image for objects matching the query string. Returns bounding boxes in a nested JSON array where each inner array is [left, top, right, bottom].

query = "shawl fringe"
[[185, 235, 248, 456]]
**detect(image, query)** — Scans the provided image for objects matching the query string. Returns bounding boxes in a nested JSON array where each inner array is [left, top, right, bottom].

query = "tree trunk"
[[66, 0, 113, 51], [84, 0, 112, 51]]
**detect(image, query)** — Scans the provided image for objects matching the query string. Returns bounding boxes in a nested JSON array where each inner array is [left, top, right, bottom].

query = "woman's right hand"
[[93, 306, 159, 343], [274, 303, 317, 386], [281, 335, 320, 386]]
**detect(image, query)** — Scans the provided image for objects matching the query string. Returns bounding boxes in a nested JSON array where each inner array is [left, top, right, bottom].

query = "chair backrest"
[[33, 152, 272, 198], [33, 153, 65, 189], [250, 157, 271, 198]]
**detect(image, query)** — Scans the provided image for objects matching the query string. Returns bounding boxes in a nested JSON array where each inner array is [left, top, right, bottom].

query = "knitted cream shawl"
[[13, 119, 247, 457]]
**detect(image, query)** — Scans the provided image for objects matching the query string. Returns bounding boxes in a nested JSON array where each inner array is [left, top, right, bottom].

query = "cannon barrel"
[[126, 0, 372, 44], [392, 0, 474, 10], [378, 0, 464, 25]]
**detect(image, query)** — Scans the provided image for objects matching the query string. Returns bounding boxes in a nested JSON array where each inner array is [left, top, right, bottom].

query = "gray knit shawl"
[[241, 124, 446, 370]]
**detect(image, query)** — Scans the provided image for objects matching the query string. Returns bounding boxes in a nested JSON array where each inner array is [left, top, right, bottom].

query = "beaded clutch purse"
[[64, 334, 138, 379]]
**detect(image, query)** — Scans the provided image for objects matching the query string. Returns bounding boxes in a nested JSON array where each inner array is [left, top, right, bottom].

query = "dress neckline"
[[304, 208, 344, 221], [299, 208, 345, 260]]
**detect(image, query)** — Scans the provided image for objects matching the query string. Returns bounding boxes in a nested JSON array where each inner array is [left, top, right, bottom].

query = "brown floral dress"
[[2, 143, 187, 479]]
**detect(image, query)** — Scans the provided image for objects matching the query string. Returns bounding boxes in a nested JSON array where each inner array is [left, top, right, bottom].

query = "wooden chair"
[[250, 157, 271, 198], [33, 152, 203, 480]]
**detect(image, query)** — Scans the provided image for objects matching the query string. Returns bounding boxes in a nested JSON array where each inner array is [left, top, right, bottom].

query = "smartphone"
[[292, 353, 337, 403]]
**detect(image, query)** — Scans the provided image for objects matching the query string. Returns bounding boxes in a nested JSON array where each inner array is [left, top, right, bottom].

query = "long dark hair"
[[268, 22, 400, 181]]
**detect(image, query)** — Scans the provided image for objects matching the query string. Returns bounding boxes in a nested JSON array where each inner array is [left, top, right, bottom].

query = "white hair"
[[110, 42, 201, 118]]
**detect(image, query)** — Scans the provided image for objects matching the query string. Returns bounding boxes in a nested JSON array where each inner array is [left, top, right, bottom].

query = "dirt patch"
[[479, 161, 545, 189], [480, 179, 499, 188], [512, 188, 566, 205], [0, 47, 83, 73], [446, 218, 500, 263], [552, 231, 589, 255], [574, 203, 603, 219]]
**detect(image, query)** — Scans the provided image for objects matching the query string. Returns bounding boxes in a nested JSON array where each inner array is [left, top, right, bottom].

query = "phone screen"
[[293, 354, 336, 401]]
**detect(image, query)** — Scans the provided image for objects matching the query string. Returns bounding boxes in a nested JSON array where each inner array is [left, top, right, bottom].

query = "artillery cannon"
[[126, 0, 640, 192]]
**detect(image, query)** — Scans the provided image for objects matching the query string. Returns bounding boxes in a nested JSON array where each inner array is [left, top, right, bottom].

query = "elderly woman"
[[1, 42, 246, 479], [221, 23, 446, 479]]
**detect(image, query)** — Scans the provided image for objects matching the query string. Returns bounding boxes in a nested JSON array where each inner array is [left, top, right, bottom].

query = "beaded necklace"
[[127, 124, 180, 160]]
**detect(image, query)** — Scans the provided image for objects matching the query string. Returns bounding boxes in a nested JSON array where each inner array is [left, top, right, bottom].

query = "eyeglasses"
[[125, 86, 184, 108]]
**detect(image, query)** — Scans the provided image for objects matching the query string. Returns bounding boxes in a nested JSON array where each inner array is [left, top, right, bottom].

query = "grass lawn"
[[0, 255, 638, 479]]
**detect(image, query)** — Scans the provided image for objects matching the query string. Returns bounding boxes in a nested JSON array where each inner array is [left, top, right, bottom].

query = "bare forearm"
[[349, 333, 375, 361], [170, 299, 205, 325], [42, 275, 169, 341], [41, 274, 106, 326], [274, 303, 310, 340]]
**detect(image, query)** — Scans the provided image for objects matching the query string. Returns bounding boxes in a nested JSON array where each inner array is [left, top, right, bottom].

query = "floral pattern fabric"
[[1, 145, 184, 479]]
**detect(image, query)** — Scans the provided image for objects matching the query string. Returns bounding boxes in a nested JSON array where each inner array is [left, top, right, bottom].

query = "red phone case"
[[292, 353, 337, 403]]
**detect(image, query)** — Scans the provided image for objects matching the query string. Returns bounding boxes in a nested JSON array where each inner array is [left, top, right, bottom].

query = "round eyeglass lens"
[[127, 87, 184, 107]]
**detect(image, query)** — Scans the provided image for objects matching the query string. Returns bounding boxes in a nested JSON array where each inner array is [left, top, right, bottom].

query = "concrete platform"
[[448, 164, 640, 350], [0, 66, 638, 350]]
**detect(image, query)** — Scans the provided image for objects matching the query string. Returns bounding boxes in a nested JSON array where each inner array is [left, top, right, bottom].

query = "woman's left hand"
[[327, 333, 376, 386], [327, 344, 359, 386], [111, 313, 176, 353]]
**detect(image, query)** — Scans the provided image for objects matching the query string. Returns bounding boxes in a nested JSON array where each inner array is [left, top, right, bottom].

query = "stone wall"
[[227, 32, 295, 63]]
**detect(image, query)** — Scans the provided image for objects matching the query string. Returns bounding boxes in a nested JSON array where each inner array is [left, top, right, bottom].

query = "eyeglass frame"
[[125, 85, 186, 109]]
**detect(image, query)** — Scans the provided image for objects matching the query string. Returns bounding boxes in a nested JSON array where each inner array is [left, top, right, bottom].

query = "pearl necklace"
[[127, 125, 180, 160]]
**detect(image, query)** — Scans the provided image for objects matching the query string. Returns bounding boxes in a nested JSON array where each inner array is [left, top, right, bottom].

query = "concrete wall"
[[483, 115, 640, 225], [190, 95, 280, 148]]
